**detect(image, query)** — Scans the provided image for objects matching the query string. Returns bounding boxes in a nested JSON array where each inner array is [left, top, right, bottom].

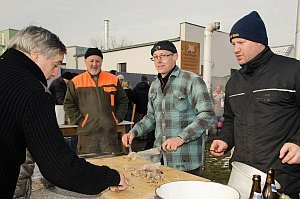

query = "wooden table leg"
[[60, 127, 77, 137], [117, 125, 127, 152]]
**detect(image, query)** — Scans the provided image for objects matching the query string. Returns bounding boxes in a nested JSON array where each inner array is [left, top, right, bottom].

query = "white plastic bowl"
[[155, 180, 240, 199], [228, 162, 281, 199]]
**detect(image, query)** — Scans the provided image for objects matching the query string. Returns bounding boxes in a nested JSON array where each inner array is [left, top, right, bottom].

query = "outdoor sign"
[[180, 40, 200, 75]]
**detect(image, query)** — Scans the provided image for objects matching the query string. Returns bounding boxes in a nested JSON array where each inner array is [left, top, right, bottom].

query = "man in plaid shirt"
[[122, 40, 215, 176]]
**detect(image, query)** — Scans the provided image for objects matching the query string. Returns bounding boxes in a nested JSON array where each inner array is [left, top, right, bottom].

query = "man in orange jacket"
[[64, 48, 128, 155]]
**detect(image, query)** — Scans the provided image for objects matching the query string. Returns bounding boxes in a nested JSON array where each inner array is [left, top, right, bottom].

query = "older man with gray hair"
[[0, 26, 127, 198]]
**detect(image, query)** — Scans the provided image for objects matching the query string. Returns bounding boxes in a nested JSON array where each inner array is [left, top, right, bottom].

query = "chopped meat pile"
[[132, 162, 165, 183]]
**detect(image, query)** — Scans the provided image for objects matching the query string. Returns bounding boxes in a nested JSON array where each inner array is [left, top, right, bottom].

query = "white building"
[[1, 23, 295, 91], [65, 22, 240, 81], [271, 44, 295, 58], [64, 46, 88, 70], [64, 23, 297, 91]]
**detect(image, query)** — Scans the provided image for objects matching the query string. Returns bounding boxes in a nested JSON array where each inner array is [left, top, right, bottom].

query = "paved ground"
[[202, 138, 231, 185]]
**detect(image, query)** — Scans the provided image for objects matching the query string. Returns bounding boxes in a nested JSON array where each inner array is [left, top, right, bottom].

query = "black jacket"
[[0, 49, 120, 198], [133, 81, 150, 114], [49, 77, 67, 105], [219, 47, 300, 195], [124, 88, 134, 111]]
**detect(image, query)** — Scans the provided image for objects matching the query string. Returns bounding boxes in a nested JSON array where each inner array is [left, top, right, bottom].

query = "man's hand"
[[210, 140, 228, 157], [279, 142, 300, 164], [161, 137, 184, 151], [109, 171, 128, 191], [121, 131, 135, 147]]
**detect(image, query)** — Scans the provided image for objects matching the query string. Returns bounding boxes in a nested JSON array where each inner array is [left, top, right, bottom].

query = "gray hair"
[[8, 25, 66, 58]]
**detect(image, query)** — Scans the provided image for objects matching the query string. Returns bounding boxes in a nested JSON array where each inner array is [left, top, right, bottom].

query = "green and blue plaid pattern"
[[132, 66, 215, 171]]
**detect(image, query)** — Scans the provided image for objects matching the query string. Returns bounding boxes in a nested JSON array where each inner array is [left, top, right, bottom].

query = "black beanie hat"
[[61, 72, 73, 80], [229, 11, 268, 45], [84, 48, 103, 59], [151, 40, 177, 55], [141, 75, 148, 81]]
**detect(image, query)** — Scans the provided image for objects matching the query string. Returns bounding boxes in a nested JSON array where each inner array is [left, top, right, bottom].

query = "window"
[[118, 63, 127, 72]]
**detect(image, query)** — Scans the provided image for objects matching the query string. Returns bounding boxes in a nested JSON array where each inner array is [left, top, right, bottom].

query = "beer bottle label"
[[253, 192, 263, 199], [271, 184, 277, 192]]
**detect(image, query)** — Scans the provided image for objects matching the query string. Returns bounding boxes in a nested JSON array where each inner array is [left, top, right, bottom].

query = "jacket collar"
[[1, 48, 47, 86], [156, 65, 179, 90], [240, 46, 274, 74], [156, 65, 180, 79]]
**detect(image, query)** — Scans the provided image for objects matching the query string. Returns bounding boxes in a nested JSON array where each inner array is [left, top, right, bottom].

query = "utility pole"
[[104, 19, 109, 50], [203, 22, 220, 93]]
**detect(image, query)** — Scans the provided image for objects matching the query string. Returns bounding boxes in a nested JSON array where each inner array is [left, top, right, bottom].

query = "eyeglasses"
[[150, 53, 174, 61]]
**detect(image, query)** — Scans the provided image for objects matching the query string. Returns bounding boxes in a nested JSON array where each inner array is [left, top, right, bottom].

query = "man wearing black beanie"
[[211, 11, 300, 198], [64, 47, 128, 155]]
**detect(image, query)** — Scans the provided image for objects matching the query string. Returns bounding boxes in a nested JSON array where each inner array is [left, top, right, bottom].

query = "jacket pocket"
[[149, 92, 157, 103], [103, 86, 117, 93], [174, 92, 188, 111], [81, 114, 89, 128], [111, 111, 119, 125], [103, 86, 117, 106]]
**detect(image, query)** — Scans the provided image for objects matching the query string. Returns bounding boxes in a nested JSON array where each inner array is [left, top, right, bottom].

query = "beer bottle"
[[249, 174, 263, 199], [262, 169, 279, 199]]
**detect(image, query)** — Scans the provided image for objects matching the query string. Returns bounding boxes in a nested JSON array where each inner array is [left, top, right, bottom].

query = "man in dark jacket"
[[49, 72, 78, 153], [49, 72, 73, 105], [0, 25, 127, 198], [210, 11, 300, 198], [133, 75, 150, 116], [132, 75, 155, 149]]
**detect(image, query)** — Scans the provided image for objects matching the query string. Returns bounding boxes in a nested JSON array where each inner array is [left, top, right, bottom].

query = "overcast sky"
[[1, 0, 298, 48]]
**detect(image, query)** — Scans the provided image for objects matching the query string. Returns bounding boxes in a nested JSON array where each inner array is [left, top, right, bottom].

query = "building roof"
[[0, 28, 19, 32], [271, 44, 294, 56]]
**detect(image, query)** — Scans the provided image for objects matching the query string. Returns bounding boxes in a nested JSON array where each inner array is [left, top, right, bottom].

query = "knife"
[[134, 147, 161, 157], [128, 144, 133, 153], [79, 152, 126, 159]]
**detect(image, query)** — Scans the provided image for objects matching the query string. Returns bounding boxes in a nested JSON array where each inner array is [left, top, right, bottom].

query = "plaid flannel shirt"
[[131, 66, 215, 171]]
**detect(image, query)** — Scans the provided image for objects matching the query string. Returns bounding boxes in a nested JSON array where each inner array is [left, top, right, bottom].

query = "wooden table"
[[88, 155, 210, 199], [59, 121, 133, 137], [59, 122, 133, 152], [59, 124, 78, 136]]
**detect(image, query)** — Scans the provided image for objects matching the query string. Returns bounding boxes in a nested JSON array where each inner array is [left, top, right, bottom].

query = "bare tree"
[[89, 34, 132, 50], [111, 37, 132, 48], [90, 35, 105, 50]]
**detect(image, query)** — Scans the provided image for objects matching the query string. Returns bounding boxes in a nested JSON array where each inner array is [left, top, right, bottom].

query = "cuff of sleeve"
[[286, 138, 300, 146], [177, 135, 185, 143], [130, 127, 138, 137], [108, 168, 121, 186]]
